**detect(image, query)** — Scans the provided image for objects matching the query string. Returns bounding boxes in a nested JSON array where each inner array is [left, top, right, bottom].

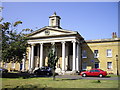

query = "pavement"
[[1, 72, 119, 80], [55, 75, 119, 80]]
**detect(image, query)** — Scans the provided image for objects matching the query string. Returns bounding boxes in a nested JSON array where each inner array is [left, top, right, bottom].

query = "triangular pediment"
[[27, 26, 77, 38]]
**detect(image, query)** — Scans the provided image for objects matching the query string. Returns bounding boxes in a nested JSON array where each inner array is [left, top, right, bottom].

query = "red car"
[[80, 69, 107, 77]]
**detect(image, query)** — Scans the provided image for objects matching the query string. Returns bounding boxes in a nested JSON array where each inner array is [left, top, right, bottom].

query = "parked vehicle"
[[34, 66, 52, 76], [80, 68, 107, 77], [0, 67, 8, 73]]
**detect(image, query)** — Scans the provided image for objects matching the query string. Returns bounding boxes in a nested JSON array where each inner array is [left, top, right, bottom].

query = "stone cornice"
[[26, 26, 80, 36], [84, 38, 120, 43], [27, 34, 76, 39]]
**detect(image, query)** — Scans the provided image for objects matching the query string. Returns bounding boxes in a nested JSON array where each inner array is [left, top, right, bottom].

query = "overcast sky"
[[2, 2, 118, 40]]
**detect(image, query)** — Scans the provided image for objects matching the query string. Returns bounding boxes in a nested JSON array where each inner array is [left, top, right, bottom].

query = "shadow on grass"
[[1, 72, 31, 78], [61, 78, 79, 80], [3, 84, 52, 89], [53, 78, 83, 81], [1, 72, 53, 79], [91, 80, 101, 83]]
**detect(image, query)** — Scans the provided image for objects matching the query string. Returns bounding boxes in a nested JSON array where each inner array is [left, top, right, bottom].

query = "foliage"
[[48, 45, 59, 80], [1, 21, 32, 63]]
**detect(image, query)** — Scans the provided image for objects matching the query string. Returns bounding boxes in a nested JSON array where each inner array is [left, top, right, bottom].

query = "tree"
[[1, 21, 32, 63], [48, 45, 59, 80]]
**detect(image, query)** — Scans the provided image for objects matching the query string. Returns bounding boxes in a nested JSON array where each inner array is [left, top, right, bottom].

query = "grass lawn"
[[2, 77, 118, 88]]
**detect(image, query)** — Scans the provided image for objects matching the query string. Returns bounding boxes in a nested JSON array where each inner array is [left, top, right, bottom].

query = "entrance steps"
[[55, 68, 78, 75]]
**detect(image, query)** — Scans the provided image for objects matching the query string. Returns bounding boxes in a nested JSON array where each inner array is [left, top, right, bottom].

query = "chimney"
[[114, 32, 117, 38], [112, 32, 115, 38], [112, 32, 117, 38]]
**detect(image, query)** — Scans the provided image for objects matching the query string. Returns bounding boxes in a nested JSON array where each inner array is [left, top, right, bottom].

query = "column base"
[[57, 70, 78, 75], [29, 68, 34, 73], [22, 69, 26, 72]]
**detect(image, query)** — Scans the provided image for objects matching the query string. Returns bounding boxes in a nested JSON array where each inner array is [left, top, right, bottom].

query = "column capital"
[[72, 40, 76, 43], [27, 44, 31, 47], [39, 43, 43, 45], [77, 42, 80, 45], [61, 41, 66, 44], [31, 43, 35, 46], [51, 42, 55, 45]]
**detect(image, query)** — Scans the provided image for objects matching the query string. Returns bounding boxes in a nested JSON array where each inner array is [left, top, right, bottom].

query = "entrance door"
[[20, 63, 22, 70]]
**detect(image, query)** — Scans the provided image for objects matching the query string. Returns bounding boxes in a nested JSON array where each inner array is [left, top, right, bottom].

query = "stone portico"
[[26, 12, 83, 74]]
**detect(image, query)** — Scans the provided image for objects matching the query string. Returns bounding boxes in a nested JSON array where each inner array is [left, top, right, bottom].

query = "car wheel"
[[34, 71, 38, 74], [82, 73, 86, 77], [46, 73, 50, 76], [99, 74, 103, 77]]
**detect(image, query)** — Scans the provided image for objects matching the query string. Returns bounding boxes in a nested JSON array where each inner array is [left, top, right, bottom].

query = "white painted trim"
[[106, 49, 112, 58], [83, 42, 120, 46]]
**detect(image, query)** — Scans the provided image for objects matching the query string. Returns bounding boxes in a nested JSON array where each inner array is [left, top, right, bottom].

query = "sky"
[[2, 2, 118, 40]]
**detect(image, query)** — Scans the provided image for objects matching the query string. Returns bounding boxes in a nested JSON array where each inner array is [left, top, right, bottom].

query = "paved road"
[[2, 72, 118, 80], [55, 75, 119, 80]]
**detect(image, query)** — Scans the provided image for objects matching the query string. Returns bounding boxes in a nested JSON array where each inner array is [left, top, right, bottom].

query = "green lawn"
[[2, 77, 118, 88]]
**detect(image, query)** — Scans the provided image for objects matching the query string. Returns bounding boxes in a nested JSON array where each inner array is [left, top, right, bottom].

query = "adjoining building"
[[82, 37, 119, 74], [1, 12, 120, 75]]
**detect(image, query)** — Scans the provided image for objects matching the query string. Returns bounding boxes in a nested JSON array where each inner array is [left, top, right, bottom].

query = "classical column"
[[65, 44, 68, 71], [31, 44, 35, 70], [72, 41, 76, 71], [22, 54, 26, 71], [79, 43, 82, 71], [76, 43, 80, 71], [28, 46, 31, 70], [37, 45, 39, 67], [62, 41, 66, 71], [40, 43, 43, 68]]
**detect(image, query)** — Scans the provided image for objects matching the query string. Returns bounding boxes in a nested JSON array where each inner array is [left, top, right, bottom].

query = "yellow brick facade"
[[82, 38, 120, 75]]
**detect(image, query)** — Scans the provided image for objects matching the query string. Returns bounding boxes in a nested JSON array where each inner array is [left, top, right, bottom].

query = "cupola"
[[49, 12, 61, 29]]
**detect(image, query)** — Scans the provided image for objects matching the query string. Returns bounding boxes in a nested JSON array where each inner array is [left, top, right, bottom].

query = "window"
[[107, 49, 112, 57], [51, 19, 54, 26], [95, 62, 99, 68], [95, 70, 100, 72], [20, 63, 22, 70], [107, 62, 112, 69], [82, 50, 87, 58], [82, 62, 87, 70], [94, 50, 99, 58], [90, 70, 95, 72]]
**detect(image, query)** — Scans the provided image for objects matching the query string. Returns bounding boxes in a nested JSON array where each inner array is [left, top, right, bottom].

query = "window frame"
[[106, 49, 112, 57], [107, 62, 112, 69], [82, 50, 87, 58], [82, 62, 87, 70], [94, 50, 99, 58], [94, 62, 99, 69]]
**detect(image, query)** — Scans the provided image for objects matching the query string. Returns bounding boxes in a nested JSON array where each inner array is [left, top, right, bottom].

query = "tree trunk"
[[52, 69, 55, 80]]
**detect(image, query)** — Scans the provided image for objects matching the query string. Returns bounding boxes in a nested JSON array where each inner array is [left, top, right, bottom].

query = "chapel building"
[[1, 12, 120, 75]]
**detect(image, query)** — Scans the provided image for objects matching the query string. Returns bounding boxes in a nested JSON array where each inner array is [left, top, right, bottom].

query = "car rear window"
[[41, 67, 45, 69]]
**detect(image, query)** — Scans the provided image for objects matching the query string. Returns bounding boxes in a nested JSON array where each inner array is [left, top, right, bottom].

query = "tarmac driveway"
[[55, 75, 118, 80]]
